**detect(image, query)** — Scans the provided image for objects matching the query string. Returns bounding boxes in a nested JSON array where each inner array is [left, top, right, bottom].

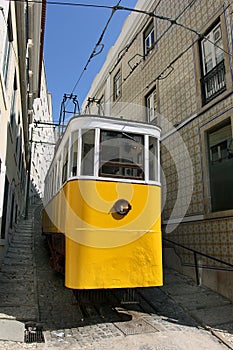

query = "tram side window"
[[56, 158, 61, 191], [149, 136, 158, 181], [62, 141, 69, 184], [69, 131, 78, 177], [81, 129, 95, 176], [99, 130, 144, 179]]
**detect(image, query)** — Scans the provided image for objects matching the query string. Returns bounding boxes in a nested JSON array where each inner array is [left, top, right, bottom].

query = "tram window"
[[149, 136, 158, 181], [99, 130, 144, 179], [69, 131, 78, 177], [56, 158, 61, 191], [62, 141, 69, 184], [81, 129, 95, 176]]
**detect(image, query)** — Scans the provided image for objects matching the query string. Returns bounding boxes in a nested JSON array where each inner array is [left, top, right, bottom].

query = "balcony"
[[200, 60, 226, 105]]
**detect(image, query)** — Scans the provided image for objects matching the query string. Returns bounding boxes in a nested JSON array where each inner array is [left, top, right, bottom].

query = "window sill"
[[198, 89, 233, 116], [204, 209, 233, 220], [141, 48, 157, 71]]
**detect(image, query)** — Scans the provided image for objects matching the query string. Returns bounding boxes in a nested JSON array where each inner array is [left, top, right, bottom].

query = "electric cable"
[[91, 0, 200, 108], [87, 2, 231, 113], [9, 0, 233, 116], [69, 0, 122, 97]]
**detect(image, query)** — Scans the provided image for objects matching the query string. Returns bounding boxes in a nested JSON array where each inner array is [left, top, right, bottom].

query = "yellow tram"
[[42, 115, 162, 290]]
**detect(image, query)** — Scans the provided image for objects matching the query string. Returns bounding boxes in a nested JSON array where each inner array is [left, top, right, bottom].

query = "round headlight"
[[113, 199, 132, 216]]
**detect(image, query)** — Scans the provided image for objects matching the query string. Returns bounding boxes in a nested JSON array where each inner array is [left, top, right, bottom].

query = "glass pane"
[[214, 26, 224, 64], [208, 121, 233, 211], [69, 131, 78, 177], [81, 129, 95, 176], [149, 136, 158, 181], [146, 89, 156, 122], [62, 141, 69, 184], [202, 39, 213, 73], [99, 131, 144, 179]]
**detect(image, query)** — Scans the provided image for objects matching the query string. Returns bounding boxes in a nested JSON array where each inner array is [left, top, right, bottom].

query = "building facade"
[[82, 0, 233, 300], [0, 0, 51, 263], [30, 61, 55, 201]]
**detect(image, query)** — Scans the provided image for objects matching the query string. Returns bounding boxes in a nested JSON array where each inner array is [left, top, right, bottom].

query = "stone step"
[[0, 315, 25, 342], [3, 259, 34, 266], [15, 227, 32, 237], [7, 246, 32, 253], [11, 240, 32, 246], [6, 252, 33, 260], [15, 225, 33, 230], [11, 241, 32, 246]]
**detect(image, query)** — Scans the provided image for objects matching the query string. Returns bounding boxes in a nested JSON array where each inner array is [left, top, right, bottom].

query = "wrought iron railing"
[[200, 60, 226, 105], [163, 237, 233, 285]]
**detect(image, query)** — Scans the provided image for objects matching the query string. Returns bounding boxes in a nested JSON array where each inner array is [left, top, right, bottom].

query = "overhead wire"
[[69, 0, 122, 97], [92, 2, 231, 115], [10, 0, 233, 58], [10, 0, 233, 61], [62, 0, 123, 118], [88, 0, 207, 108], [10, 0, 233, 114], [93, 0, 199, 107]]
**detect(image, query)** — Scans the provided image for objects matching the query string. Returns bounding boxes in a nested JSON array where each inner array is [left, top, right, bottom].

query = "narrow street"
[[0, 203, 233, 349]]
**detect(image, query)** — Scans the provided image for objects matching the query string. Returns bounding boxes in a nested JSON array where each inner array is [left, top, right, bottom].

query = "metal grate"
[[24, 326, 44, 343]]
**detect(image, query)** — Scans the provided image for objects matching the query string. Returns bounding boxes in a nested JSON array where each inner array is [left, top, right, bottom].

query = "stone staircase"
[[0, 206, 40, 342]]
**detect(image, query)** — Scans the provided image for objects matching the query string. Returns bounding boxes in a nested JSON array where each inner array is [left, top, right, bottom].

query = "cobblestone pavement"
[[0, 204, 233, 349]]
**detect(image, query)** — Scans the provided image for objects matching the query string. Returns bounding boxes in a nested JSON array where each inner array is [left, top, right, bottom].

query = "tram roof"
[[65, 114, 161, 135]]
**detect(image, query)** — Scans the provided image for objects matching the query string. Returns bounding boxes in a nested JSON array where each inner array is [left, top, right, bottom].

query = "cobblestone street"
[[0, 204, 233, 349]]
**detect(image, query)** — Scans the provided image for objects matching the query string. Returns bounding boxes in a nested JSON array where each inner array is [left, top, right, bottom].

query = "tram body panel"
[[65, 232, 162, 289], [43, 179, 162, 289]]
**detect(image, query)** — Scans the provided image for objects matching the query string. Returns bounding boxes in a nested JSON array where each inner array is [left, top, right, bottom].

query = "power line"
[[11, 0, 233, 61], [69, 0, 122, 97], [86, 2, 231, 112], [63, 0, 123, 117], [10, 0, 233, 115], [102, 0, 199, 100]]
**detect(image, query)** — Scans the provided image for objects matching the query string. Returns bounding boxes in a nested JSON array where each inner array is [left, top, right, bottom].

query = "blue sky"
[[44, 0, 138, 122]]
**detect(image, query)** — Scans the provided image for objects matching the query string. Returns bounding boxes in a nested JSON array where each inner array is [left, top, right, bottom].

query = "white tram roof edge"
[[66, 114, 161, 137]]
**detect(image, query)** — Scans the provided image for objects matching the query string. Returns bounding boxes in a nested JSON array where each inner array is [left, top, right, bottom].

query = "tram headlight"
[[113, 199, 132, 216]]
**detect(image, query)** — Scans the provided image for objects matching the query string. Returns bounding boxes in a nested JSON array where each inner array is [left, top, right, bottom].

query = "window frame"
[[146, 86, 157, 124], [201, 23, 224, 76], [99, 130, 145, 181], [113, 69, 121, 101], [2, 6, 13, 87], [143, 20, 155, 57], [193, 12, 232, 111], [200, 114, 233, 218]]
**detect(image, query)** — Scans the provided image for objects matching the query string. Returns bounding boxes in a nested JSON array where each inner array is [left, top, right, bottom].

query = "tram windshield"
[[99, 130, 144, 180]]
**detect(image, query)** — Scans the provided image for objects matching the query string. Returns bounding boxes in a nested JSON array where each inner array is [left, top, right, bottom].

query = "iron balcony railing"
[[201, 60, 226, 105], [163, 237, 233, 286]]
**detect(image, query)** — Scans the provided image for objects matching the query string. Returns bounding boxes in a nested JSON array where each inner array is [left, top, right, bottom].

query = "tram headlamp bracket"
[[113, 199, 132, 216]]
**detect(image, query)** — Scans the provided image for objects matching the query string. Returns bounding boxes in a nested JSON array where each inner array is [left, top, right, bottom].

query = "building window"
[[10, 73, 17, 134], [2, 7, 13, 86], [207, 119, 233, 212], [144, 21, 155, 57], [113, 70, 121, 101], [146, 87, 157, 124], [200, 22, 226, 105]]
